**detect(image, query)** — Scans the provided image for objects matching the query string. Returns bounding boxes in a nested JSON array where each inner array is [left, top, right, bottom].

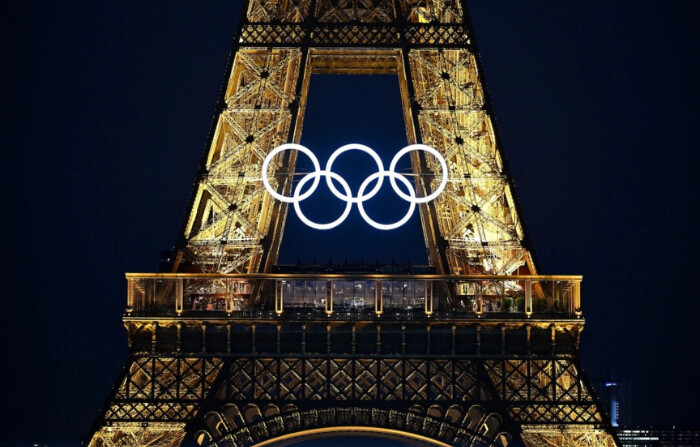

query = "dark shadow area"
[[270, 435, 418, 447]]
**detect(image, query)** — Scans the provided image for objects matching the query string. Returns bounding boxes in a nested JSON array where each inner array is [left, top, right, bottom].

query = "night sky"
[[1, 1, 698, 444]]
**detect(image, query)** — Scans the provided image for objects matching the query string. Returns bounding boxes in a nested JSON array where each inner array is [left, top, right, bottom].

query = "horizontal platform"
[[123, 315, 583, 358], [238, 23, 471, 48], [126, 273, 583, 321]]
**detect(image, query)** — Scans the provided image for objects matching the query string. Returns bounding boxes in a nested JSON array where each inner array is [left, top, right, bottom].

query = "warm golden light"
[[252, 426, 452, 447]]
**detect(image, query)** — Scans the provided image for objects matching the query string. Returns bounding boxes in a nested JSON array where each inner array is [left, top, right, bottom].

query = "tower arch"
[[194, 403, 512, 447]]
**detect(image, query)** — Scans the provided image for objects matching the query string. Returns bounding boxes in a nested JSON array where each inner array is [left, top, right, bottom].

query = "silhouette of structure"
[[595, 372, 632, 427], [87, 1, 619, 446]]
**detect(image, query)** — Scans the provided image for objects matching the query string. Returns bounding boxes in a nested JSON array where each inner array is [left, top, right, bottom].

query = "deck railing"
[[125, 273, 582, 319]]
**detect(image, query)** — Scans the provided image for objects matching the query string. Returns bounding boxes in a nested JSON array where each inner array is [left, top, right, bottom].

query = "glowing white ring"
[[261, 143, 321, 203], [293, 170, 353, 230], [261, 143, 448, 230], [357, 171, 416, 231], [325, 143, 384, 203], [389, 144, 448, 204]]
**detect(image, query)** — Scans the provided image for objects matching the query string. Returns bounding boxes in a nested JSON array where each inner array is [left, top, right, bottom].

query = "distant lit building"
[[594, 371, 632, 426], [617, 426, 700, 447]]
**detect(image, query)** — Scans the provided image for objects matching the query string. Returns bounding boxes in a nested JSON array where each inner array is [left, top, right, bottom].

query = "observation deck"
[[122, 271, 585, 366], [125, 272, 583, 322]]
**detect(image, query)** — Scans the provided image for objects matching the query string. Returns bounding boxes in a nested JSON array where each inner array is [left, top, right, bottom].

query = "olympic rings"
[[294, 170, 353, 230], [357, 171, 416, 231], [325, 143, 384, 203], [261, 143, 321, 203], [261, 143, 448, 230], [390, 144, 448, 203]]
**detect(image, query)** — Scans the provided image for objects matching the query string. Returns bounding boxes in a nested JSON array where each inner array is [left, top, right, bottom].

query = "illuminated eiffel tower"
[[87, 1, 620, 446]]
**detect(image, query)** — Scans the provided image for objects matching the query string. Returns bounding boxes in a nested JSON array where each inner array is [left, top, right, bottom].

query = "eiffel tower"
[[87, 1, 620, 446]]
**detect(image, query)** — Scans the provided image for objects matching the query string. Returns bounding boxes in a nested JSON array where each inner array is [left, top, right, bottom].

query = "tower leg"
[[521, 425, 617, 447], [89, 424, 185, 447]]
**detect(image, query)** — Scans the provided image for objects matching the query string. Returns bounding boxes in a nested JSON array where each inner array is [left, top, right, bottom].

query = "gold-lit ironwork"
[[174, 0, 534, 276], [251, 426, 454, 447], [123, 273, 582, 318], [88, 1, 618, 446]]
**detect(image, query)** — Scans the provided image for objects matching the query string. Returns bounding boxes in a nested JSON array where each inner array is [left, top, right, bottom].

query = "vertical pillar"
[[225, 279, 233, 315], [426, 325, 431, 355], [401, 325, 406, 355], [476, 325, 482, 355], [351, 324, 356, 355], [375, 280, 383, 315], [126, 278, 134, 315], [176, 278, 183, 315], [475, 282, 483, 316], [125, 322, 133, 350], [526, 324, 531, 355], [550, 324, 556, 355], [573, 280, 582, 316], [424, 280, 433, 316], [151, 323, 157, 353], [326, 326, 332, 399], [226, 324, 231, 354], [326, 324, 332, 354], [575, 326, 581, 352], [251, 324, 257, 355], [176, 323, 182, 353], [501, 326, 506, 355], [326, 280, 333, 315], [275, 280, 284, 315], [276, 324, 282, 354], [525, 280, 532, 317]]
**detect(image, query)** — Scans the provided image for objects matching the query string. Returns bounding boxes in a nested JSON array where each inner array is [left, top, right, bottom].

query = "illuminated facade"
[[87, 1, 619, 446]]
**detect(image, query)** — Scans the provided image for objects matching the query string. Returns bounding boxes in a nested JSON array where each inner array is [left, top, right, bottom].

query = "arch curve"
[[193, 403, 512, 447], [254, 426, 451, 447]]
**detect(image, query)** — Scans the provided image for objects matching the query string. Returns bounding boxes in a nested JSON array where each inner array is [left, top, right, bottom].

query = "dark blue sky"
[[278, 74, 426, 265], [1, 0, 698, 443]]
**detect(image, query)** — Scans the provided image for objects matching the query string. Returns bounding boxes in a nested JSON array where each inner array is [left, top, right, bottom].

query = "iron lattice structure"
[[88, 1, 619, 446], [174, 0, 535, 277]]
